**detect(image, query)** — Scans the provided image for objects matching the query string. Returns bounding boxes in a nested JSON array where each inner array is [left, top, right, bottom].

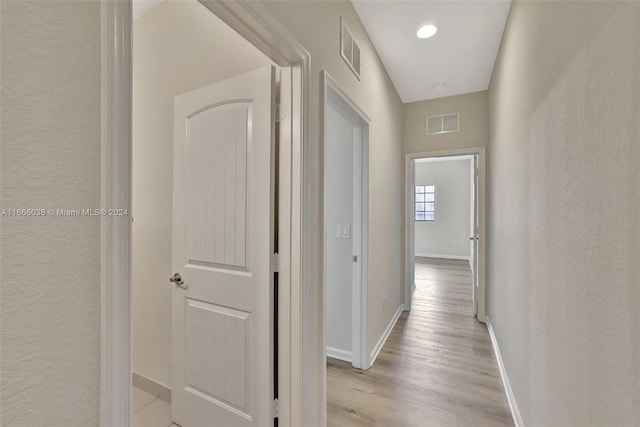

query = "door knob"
[[170, 272, 187, 289]]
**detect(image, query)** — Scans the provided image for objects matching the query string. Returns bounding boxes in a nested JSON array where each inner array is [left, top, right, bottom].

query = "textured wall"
[[133, 0, 272, 387], [263, 1, 404, 423], [414, 159, 471, 259], [0, 1, 101, 425], [403, 91, 489, 154], [488, 1, 640, 424]]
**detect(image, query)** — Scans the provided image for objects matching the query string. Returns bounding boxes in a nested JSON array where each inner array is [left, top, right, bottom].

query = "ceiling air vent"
[[341, 17, 361, 80], [426, 113, 459, 135]]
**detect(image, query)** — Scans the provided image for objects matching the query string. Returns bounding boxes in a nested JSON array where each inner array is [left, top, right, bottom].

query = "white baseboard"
[[486, 317, 524, 427], [369, 304, 404, 368], [132, 372, 171, 403], [415, 253, 470, 261], [326, 346, 352, 363]]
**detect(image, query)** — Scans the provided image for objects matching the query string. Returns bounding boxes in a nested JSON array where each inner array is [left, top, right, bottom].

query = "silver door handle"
[[170, 272, 188, 289], [470, 236, 477, 240]]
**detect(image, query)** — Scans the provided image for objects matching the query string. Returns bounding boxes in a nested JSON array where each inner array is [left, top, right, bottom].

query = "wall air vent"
[[426, 113, 459, 135], [340, 17, 361, 80]]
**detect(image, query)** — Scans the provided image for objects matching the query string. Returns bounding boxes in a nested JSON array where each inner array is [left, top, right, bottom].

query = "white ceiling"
[[133, 0, 510, 103], [352, 0, 512, 103]]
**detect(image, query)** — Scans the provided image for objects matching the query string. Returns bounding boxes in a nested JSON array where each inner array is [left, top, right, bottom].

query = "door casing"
[[403, 148, 487, 322], [100, 1, 311, 426]]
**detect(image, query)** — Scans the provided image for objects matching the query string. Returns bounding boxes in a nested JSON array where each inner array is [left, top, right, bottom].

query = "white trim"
[[289, 62, 308, 426], [486, 316, 525, 427], [276, 65, 295, 427], [415, 154, 473, 164], [132, 372, 171, 403], [101, 1, 132, 426], [404, 161, 416, 312], [368, 304, 404, 368], [322, 70, 371, 372], [323, 71, 371, 123], [415, 253, 470, 261], [326, 347, 353, 363], [404, 147, 487, 322], [102, 1, 310, 425]]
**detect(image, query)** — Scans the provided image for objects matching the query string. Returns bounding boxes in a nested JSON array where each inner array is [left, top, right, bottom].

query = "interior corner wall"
[[262, 1, 404, 423], [414, 159, 471, 259], [132, 1, 272, 388], [0, 1, 101, 424], [488, 1, 640, 425], [403, 91, 489, 154]]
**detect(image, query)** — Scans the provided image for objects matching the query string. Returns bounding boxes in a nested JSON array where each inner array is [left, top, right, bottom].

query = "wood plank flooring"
[[327, 257, 512, 427]]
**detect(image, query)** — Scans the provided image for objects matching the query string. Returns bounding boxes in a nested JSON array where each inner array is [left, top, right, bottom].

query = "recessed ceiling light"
[[417, 25, 438, 39]]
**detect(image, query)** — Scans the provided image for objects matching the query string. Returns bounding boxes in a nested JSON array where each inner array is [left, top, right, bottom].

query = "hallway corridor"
[[327, 257, 512, 426]]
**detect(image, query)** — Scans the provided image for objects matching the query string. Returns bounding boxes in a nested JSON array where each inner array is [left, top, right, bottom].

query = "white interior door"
[[406, 159, 416, 311], [472, 155, 479, 317], [172, 65, 276, 427]]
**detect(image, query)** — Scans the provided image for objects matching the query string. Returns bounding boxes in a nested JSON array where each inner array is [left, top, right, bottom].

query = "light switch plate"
[[337, 224, 351, 239]]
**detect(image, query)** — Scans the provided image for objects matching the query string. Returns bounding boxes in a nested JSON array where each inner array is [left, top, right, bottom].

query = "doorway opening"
[[132, 2, 280, 425], [322, 71, 370, 371], [102, 1, 310, 425], [404, 148, 486, 321]]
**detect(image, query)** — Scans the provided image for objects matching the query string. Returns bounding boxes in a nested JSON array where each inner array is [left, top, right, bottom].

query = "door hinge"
[[272, 398, 279, 418], [271, 253, 279, 273], [353, 255, 358, 263], [274, 103, 284, 123]]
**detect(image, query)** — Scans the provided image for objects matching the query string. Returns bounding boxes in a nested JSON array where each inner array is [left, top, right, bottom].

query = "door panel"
[[172, 65, 276, 427], [184, 299, 250, 415], [186, 103, 249, 269]]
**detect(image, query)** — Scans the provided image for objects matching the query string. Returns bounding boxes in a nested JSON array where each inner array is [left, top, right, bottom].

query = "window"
[[415, 185, 435, 221]]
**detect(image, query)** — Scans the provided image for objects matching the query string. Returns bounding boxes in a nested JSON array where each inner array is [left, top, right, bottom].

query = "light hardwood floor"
[[327, 257, 513, 427]]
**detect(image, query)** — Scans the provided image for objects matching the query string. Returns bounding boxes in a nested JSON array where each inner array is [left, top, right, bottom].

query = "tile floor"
[[132, 386, 178, 427]]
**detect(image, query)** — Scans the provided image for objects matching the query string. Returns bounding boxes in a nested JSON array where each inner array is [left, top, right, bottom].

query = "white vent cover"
[[426, 113, 459, 135], [341, 18, 361, 80]]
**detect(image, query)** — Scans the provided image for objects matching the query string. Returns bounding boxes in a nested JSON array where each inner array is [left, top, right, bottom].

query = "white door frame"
[[404, 148, 487, 322], [100, 1, 310, 426], [322, 71, 370, 370]]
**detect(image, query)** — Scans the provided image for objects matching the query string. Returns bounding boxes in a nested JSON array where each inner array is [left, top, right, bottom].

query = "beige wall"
[[414, 159, 472, 259], [0, 1, 101, 424], [132, 0, 272, 387], [403, 91, 489, 154], [263, 1, 404, 422], [488, 1, 640, 425], [5, 1, 637, 425]]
